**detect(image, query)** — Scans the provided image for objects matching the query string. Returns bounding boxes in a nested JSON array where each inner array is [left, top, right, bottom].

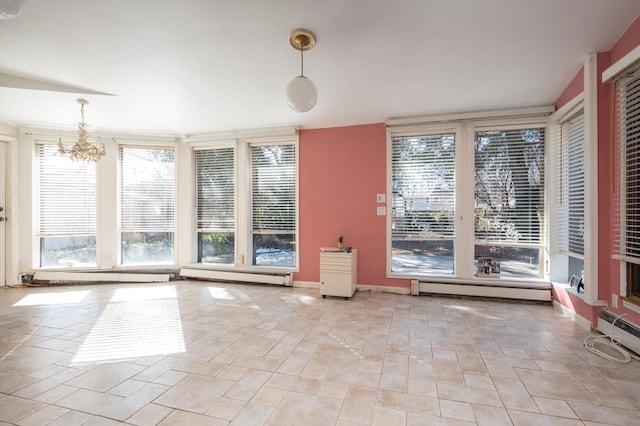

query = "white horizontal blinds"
[[195, 148, 235, 231], [617, 69, 640, 262], [391, 133, 456, 239], [39, 143, 96, 235], [474, 128, 545, 244], [120, 147, 175, 232], [565, 114, 585, 256], [251, 144, 296, 233]]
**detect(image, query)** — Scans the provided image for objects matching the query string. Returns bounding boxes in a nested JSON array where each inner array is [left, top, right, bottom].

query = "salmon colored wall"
[[554, 15, 640, 326], [556, 67, 584, 110], [297, 123, 408, 289]]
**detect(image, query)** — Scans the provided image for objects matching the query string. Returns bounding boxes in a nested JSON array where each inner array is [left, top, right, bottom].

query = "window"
[[251, 144, 297, 267], [120, 146, 175, 265], [38, 143, 97, 268], [617, 69, 640, 302], [474, 128, 545, 278], [562, 113, 585, 281], [193, 138, 298, 270], [390, 133, 456, 275], [195, 147, 235, 265]]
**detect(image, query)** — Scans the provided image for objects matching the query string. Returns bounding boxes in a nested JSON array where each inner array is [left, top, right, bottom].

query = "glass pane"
[[121, 232, 174, 265], [40, 236, 96, 268], [391, 240, 454, 274], [253, 234, 295, 267], [474, 245, 540, 278], [568, 257, 584, 282], [198, 232, 234, 265]]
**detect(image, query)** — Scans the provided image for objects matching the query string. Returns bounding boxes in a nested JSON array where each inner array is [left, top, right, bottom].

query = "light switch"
[[377, 206, 386, 215], [376, 194, 386, 203]]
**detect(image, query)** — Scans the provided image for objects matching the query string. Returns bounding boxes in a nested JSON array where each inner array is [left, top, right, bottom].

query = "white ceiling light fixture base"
[[286, 28, 317, 113], [0, 0, 25, 19]]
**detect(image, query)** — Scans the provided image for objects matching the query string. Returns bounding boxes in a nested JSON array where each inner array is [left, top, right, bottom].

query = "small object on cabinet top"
[[321, 247, 342, 252]]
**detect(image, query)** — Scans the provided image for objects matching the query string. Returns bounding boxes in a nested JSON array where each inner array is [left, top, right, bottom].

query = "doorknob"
[[0, 207, 3, 211], [0, 217, 4, 222]]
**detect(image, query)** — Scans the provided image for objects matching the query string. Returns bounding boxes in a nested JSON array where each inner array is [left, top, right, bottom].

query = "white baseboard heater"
[[180, 268, 293, 286], [32, 271, 171, 284], [417, 280, 551, 302], [596, 309, 640, 356]]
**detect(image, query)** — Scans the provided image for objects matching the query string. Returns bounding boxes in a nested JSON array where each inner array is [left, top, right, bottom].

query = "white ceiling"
[[1, 0, 639, 136]]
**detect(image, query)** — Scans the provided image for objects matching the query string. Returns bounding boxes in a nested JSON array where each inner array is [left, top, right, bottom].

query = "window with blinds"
[[474, 128, 545, 277], [195, 147, 235, 265], [390, 133, 456, 274], [615, 68, 640, 301], [562, 113, 586, 281], [38, 143, 97, 267], [251, 144, 296, 267], [120, 146, 175, 265]]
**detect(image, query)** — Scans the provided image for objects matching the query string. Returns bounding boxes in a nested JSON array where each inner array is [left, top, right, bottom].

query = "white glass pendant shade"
[[0, 0, 25, 19], [286, 75, 317, 113]]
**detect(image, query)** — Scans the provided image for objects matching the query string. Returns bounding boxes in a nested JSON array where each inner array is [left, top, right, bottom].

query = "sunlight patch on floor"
[[13, 290, 90, 307], [72, 285, 185, 364]]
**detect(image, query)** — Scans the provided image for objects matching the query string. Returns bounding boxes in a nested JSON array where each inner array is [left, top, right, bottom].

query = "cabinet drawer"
[[320, 261, 352, 272]]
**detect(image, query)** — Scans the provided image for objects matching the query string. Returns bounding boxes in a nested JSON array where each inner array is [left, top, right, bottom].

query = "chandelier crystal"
[[58, 98, 106, 162]]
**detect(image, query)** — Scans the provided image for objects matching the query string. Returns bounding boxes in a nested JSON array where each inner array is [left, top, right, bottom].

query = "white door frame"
[[0, 142, 6, 286]]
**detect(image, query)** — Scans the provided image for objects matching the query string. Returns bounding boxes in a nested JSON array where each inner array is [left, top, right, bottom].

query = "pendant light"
[[286, 28, 317, 113]]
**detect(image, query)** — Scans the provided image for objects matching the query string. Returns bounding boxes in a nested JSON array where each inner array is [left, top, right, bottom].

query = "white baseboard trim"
[[552, 300, 593, 330], [292, 280, 319, 289], [357, 284, 411, 295]]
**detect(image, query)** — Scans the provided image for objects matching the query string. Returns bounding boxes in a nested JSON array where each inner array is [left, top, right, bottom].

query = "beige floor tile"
[[517, 368, 598, 403], [493, 377, 539, 412], [0, 395, 48, 424], [569, 401, 640, 425], [125, 403, 173, 425], [2, 283, 640, 426], [206, 396, 247, 420], [371, 406, 406, 425], [339, 385, 378, 424], [533, 396, 578, 418], [440, 398, 475, 422], [507, 409, 584, 425], [154, 374, 234, 413], [159, 409, 227, 426], [267, 391, 342, 425], [472, 404, 513, 425]]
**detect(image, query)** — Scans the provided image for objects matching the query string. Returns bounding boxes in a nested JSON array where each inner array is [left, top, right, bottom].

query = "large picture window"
[[120, 146, 175, 265], [251, 143, 297, 267], [196, 147, 235, 265], [617, 69, 640, 303], [474, 128, 545, 278], [194, 138, 298, 270], [38, 143, 97, 268], [390, 133, 456, 275]]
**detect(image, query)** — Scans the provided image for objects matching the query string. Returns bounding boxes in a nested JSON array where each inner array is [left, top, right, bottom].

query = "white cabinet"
[[320, 249, 357, 299]]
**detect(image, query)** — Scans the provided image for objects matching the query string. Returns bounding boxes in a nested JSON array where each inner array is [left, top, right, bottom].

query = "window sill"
[[622, 298, 640, 314]]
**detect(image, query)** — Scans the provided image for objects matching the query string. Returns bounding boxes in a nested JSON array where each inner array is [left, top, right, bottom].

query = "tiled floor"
[[1, 281, 639, 425]]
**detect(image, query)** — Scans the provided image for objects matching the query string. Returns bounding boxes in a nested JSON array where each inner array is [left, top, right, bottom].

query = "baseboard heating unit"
[[32, 271, 171, 284], [418, 281, 551, 302], [180, 268, 292, 286], [596, 309, 640, 356]]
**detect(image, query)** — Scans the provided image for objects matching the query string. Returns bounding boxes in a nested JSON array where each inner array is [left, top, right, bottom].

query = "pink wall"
[[297, 123, 408, 289], [554, 15, 640, 325]]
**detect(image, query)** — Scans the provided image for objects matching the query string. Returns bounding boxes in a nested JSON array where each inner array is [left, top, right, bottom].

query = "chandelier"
[[286, 28, 317, 113], [58, 98, 106, 162]]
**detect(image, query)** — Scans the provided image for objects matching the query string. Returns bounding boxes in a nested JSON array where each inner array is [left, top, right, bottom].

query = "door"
[[0, 143, 5, 286]]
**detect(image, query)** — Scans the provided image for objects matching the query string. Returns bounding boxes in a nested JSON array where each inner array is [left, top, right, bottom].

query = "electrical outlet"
[[612, 294, 618, 308], [376, 194, 386, 203], [377, 206, 386, 216]]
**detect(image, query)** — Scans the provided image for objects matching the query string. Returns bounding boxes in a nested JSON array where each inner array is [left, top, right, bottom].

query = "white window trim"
[[548, 53, 601, 305]]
